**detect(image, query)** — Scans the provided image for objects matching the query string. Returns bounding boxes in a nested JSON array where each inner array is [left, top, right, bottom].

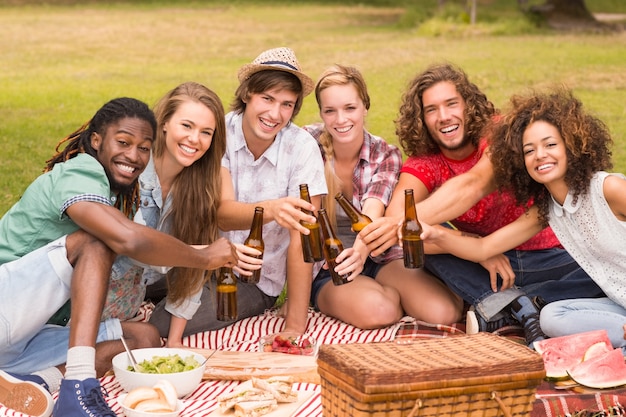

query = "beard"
[[105, 170, 137, 196], [434, 134, 472, 153]]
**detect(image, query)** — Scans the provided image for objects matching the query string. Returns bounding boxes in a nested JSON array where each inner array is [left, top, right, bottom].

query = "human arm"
[[67, 201, 238, 270], [217, 167, 317, 234], [355, 197, 399, 257], [603, 174, 626, 221], [281, 193, 325, 334], [420, 205, 544, 262], [165, 316, 187, 348], [416, 152, 497, 224], [232, 243, 263, 278], [386, 152, 497, 226]]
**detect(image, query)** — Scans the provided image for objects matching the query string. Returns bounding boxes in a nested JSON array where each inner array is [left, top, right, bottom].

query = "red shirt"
[[401, 140, 561, 251]]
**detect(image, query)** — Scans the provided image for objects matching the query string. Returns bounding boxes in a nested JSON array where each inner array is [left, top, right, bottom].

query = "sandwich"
[[217, 387, 275, 412], [252, 376, 297, 403], [234, 399, 278, 417]]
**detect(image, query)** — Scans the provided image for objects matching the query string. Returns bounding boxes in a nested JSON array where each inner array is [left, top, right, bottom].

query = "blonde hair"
[[314, 64, 370, 228]]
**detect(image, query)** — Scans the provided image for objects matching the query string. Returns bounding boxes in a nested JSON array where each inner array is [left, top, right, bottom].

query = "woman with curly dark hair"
[[421, 87, 626, 348], [387, 64, 603, 348]]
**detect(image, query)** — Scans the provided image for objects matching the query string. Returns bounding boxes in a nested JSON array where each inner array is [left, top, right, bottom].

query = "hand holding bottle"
[[264, 196, 317, 234], [232, 243, 263, 278], [357, 216, 402, 257]]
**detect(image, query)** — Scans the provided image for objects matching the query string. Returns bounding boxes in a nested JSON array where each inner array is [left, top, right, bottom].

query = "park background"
[[1, 0, 625, 215]]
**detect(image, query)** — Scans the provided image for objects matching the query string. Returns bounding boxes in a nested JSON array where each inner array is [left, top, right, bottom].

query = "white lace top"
[[548, 171, 626, 308]]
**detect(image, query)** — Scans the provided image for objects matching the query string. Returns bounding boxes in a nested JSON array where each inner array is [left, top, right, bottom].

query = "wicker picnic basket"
[[317, 332, 546, 417]]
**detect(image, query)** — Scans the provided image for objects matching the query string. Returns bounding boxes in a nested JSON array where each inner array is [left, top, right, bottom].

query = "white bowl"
[[112, 348, 205, 397], [118, 394, 183, 417]]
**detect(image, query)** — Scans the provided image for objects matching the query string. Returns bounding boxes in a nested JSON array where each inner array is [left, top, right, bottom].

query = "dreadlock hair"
[[230, 70, 304, 120], [45, 97, 156, 218], [313, 64, 370, 229], [489, 87, 613, 227], [151, 82, 226, 304], [395, 63, 496, 157]]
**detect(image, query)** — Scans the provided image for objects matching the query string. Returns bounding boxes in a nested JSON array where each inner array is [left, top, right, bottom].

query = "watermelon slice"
[[568, 348, 626, 389], [534, 329, 612, 379], [583, 341, 613, 361]]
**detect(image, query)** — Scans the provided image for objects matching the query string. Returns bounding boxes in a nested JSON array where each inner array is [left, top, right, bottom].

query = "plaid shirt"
[[304, 123, 402, 207], [303, 123, 403, 263]]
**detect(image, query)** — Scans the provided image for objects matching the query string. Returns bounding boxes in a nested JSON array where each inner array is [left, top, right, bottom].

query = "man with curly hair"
[[419, 87, 626, 349], [386, 63, 603, 347]]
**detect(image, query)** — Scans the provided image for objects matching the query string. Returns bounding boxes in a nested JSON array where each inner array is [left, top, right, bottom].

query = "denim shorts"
[[310, 257, 382, 309]]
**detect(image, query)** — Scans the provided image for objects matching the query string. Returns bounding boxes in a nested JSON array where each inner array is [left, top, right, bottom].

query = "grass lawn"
[[1, 0, 625, 215]]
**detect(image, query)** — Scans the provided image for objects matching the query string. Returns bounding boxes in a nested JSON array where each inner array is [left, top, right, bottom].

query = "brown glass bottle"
[[242, 207, 264, 284], [216, 267, 237, 321], [402, 189, 425, 268], [299, 184, 324, 263], [317, 208, 351, 285], [335, 193, 372, 232]]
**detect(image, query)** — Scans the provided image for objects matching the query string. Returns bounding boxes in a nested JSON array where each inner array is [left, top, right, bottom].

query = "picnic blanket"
[[1, 305, 625, 417]]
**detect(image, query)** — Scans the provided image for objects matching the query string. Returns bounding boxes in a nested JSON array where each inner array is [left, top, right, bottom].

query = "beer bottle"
[[242, 207, 264, 284], [299, 184, 324, 263], [317, 208, 351, 285], [216, 267, 237, 321], [335, 193, 372, 232], [402, 189, 425, 268]]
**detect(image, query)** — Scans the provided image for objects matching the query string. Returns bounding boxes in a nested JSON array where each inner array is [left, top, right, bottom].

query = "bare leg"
[[317, 275, 403, 329], [94, 322, 161, 377], [376, 259, 464, 325], [64, 230, 116, 349]]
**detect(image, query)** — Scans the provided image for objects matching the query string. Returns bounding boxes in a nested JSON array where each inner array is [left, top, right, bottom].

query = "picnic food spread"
[[217, 376, 297, 417], [129, 354, 201, 374], [123, 380, 178, 412]]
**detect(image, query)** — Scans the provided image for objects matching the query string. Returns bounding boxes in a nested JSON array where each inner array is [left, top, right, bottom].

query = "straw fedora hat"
[[237, 47, 314, 97]]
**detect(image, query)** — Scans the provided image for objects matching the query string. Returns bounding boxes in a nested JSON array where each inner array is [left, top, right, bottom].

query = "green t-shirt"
[[0, 153, 114, 264]]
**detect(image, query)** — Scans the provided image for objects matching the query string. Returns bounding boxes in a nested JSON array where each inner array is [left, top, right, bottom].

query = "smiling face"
[[90, 116, 154, 193], [422, 81, 473, 158], [241, 87, 297, 152], [522, 120, 568, 188], [162, 99, 216, 172], [319, 83, 367, 146]]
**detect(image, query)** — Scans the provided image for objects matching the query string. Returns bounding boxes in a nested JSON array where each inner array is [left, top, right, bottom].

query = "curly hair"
[[395, 63, 496, 157], [151, 82, 226, 304], [489, 87, 613, 226]]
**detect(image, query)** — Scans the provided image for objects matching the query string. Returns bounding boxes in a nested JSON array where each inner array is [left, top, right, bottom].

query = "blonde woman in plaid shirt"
[[303, 65, 463, 329]]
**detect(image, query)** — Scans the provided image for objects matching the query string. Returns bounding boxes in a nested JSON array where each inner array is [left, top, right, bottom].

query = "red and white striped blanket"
[[2, 306, 625, 416]]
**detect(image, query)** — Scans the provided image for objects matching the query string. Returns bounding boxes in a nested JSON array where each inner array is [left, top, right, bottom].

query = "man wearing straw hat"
[[149, 47, 327, 335]]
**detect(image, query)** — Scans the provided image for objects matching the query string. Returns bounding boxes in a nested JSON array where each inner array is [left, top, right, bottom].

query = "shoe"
[[510, 296, 547, 348], [52, 378, 116, 417], [465, 307, 518, 335], [0, 370, 53, 417], [532, 295, 548, 311]]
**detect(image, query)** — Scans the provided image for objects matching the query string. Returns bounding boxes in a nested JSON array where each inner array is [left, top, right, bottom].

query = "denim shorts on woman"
[[310, 257, 382, 309]]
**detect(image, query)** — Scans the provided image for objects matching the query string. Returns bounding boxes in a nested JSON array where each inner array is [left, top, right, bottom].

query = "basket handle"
[[491, 391, 512, 417], [406, 392, 512, 417]]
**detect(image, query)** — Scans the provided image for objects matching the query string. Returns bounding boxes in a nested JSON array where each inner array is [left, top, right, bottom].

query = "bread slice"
[[233, 399, 278, 417], [252, 376, 297, 403], [217, 387, 275, 412]]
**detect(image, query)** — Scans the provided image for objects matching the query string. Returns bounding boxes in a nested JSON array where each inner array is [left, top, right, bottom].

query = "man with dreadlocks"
[[0, 97, 238, 417]]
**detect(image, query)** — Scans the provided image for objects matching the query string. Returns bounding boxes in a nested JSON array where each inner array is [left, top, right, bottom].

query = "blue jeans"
[[541, 297, 626, 349], [425, 248, 605, 321]]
